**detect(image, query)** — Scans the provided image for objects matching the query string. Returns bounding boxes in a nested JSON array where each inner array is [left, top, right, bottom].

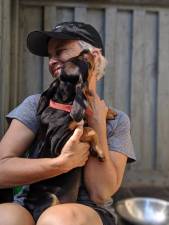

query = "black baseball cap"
[[27, 21, 105, 56]]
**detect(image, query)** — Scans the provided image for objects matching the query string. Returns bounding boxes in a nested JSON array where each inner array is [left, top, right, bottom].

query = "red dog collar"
[[49, 100, 93, 116]]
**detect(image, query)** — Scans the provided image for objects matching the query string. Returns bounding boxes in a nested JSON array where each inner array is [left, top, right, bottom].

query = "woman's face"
[[48, 39, 82, 78]]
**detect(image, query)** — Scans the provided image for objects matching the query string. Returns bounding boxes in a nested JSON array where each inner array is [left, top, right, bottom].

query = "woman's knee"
[[0, 203, 35, 225], [37, 203, 103, 225]]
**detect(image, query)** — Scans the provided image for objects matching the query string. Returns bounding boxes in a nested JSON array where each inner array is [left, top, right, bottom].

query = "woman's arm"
[[0, 119, 89, 188], [84, 94, 127, 204]]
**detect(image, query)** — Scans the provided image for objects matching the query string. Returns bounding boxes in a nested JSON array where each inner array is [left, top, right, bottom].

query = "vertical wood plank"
[[0, 0, 3, 135], [157, 10, 169, 171], [0, 3, 1, 51], [104, 7, 117, 107], [43, 6, 74, 90], [10, 0, 20, 108], [87, 8, 105, 98], [113, 9, 132, 114], [74, 7, 87, 22], [44, 6, 57, 30], [0, 0, 11, 136], [43, 6, 57, 90], [143, 11, 158, 170], [131, 10, 158, 170], [130, 10, 146, 169], [19, 5, 43, 101], [56, 7, 74, 22], [0, 0, 2, 112]]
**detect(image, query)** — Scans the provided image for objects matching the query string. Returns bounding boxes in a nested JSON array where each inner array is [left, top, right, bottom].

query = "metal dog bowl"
[[115, 197, 169, 225]]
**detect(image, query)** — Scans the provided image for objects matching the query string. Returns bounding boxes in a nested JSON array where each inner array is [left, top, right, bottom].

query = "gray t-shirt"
[[6, 94, 136, 209]]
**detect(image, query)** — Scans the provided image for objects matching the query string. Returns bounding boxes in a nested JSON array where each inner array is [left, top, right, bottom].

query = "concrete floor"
[[114, 186, 169, 202]]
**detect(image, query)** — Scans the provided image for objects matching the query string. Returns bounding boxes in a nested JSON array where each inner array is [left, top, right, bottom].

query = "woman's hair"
[[78, 40, 107, 80]]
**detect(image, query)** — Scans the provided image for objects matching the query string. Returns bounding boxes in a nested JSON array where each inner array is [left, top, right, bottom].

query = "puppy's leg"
[[69, 121, 104, 161], [81, 127, 105, 161], [68, 121, 79, 130]]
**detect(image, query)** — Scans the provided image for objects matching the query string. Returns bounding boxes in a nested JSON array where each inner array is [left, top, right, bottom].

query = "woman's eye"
[[56, 49, 66, 56], [48, 48, 68, 60]]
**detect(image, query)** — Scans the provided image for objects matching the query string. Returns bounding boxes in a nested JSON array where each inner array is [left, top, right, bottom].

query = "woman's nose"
[[49, 56, 60, 66]]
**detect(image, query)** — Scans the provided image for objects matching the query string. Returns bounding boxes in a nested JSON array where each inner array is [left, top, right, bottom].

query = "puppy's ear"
[[37, 79, 59, 115], [70, 79, 87, 122]]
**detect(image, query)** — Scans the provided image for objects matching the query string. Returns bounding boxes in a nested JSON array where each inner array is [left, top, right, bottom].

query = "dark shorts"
[[14, 195, 116, 225], [77, 200, 116, 225]]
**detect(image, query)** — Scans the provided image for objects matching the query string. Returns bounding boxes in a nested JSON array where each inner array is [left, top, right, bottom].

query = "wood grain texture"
[[130, 10, 146, 170], [113, 9, 132, 114], [74, 6, 87, 22], [157, 10, 169, 171], [10, 0, 20, 108], [18, 5, 43, 101], [0, 0, 11, 136], [19, 0, 169, 8], [43, 6, 57, 90], [142, 11, 158, 170], [104, 7, 117, 108], [87, 8, 105, 98], [130, 10, 158, 171]]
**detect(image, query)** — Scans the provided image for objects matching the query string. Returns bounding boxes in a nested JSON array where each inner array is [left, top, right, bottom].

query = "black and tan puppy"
[[24, 49, 117, 221]]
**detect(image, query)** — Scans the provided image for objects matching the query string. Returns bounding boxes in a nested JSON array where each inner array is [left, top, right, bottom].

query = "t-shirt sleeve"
[[106, 110, 136, 163], [6, 94, 41, 134]]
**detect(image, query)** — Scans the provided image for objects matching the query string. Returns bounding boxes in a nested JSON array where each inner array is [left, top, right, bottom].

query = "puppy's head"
[[60, 49, 92, 84], [68, 50, 95, 122], [37, 50, 95, 121]]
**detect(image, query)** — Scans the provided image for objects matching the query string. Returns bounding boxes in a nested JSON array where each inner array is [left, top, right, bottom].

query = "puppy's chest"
[[41, 106, 88, 129], [40, 107, 72, 135]]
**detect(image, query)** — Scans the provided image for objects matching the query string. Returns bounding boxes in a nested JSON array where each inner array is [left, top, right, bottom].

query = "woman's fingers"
[[88, 71, 97, 93]]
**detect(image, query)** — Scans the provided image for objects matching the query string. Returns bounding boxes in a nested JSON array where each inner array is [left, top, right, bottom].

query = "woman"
[[0, 21, 136, 225]]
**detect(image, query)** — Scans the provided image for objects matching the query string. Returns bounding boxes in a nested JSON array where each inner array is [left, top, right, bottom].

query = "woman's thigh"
[[0, 203, 35, 225], [37, 203, 104, 225]]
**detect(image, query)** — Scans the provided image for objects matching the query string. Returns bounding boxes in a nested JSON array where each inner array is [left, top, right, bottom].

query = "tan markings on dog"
[[64, 62, 80, 75], [49, 193, 60, 206], [81, 127, 105, 161], [68, 121, 78, 130]]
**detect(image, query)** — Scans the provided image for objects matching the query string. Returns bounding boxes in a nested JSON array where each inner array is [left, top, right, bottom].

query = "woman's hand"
[[87, 72, 108, 128], [88, 93, 108, 127], [58, 124, 90, 172]]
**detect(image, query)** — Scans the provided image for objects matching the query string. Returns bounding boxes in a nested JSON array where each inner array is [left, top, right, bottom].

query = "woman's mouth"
[[52, 66, 62, 77]]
